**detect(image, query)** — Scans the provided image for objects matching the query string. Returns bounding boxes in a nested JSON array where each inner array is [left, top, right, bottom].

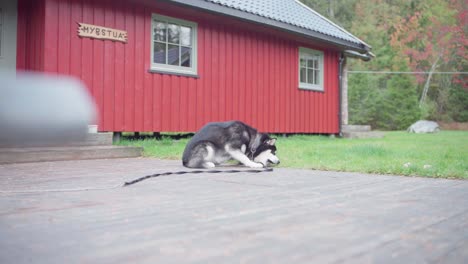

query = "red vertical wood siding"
[[17, 0, 46, 71], [19, 0, 340, 134]]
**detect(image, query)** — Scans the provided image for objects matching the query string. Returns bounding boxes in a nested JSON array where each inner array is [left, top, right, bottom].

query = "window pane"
[[307, 69, 315, 84], [154, 21, 166, 42], [307, 59, 315, 68], [181, 47, 191, 67], [168, 44, 180, 66], [167, 24, 180, 44], [154, 42, 166, 64], [300, 58, 306, 68], [180, 26, 192, 46], [315, 70, 320, 84], [314, 59, 319, 69], [300, 67, 307, 83]]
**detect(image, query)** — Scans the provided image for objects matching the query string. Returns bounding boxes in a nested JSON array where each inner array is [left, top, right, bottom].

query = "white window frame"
[[150, 14, 198, 76], [299, 47, 324, 91]]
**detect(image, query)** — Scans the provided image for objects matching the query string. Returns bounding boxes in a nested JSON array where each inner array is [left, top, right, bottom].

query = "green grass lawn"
[[116, 131, 468, 179]]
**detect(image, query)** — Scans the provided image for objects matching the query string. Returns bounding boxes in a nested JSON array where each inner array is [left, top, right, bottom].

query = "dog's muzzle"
[[268, 156, 280, 165]]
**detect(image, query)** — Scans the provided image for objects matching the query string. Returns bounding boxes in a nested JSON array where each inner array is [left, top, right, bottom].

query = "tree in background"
[[346, 0, 421, 129], [447, 86, 468, 122], [390, 0, 466, 108], [347, 73, 381, 128], [377, 74, 421, 130], [299, 0, 357, 30], [445, 0, 468, 122], [300, 0, 467, 128]]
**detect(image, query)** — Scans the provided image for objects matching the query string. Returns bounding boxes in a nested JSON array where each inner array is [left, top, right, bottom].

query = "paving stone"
[[0, 158, 467, 263]]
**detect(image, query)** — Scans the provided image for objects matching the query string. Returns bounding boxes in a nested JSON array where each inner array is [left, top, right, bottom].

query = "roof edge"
[[344, 50, 375, 61], [163, 0, 371, 53], [294, 0, 372, 50]]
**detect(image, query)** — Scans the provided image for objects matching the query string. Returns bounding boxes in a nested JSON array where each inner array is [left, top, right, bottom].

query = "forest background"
[[300, 0, 467, 130]]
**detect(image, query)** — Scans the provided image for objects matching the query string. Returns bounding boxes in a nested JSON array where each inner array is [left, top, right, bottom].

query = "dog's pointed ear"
[[266, 138, 276, 145]]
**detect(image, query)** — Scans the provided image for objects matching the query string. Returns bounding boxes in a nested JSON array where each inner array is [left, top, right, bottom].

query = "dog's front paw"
[[202, 162, 216, 168], [248, 162, 264, 168]]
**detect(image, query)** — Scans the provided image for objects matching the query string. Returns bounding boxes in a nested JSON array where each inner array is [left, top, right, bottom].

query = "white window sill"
[[299, 84, 324, 92], [148, 68, 199, 78], [150, 63, 197, 76]]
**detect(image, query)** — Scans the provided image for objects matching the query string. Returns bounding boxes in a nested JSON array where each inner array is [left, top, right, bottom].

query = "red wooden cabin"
[[4, 0, 372, 134]]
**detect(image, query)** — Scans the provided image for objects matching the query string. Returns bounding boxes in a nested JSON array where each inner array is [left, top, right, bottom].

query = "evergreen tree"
[[377, 74, 421, 130], [348, 74, 381, 128], [447, 87, 468, 122]]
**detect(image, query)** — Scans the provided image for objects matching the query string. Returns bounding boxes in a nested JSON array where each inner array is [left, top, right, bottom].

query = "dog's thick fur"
[[182, 121, 279, 168]]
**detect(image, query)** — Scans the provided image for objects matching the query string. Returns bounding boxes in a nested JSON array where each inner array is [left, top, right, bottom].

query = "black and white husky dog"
[[182, 121, 280, 168]]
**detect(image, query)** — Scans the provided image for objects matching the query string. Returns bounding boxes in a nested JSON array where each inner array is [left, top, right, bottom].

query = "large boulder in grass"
[[407, 120, 440, 133]]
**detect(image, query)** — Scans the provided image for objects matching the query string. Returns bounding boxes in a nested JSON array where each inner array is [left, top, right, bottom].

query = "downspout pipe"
[[338, 53, 345, 136]]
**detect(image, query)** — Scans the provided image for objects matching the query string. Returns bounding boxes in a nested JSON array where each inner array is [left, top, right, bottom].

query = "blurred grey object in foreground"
[[0, 72, 97, 146], [407, 120, 440, 133]]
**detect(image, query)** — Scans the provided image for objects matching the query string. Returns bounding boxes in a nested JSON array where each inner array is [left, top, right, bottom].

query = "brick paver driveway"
[[1, 158, 467, 263]]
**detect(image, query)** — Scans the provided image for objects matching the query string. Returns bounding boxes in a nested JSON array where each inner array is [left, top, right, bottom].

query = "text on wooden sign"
[[77, 23, 128, 43]]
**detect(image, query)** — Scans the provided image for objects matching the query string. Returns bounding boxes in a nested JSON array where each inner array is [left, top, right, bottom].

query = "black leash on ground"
[[123, 167, 274, 187], [0, 168, 273, 194]]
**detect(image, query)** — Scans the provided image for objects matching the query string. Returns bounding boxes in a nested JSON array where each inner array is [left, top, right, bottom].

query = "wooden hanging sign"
[[77, 22, 128, 43]]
